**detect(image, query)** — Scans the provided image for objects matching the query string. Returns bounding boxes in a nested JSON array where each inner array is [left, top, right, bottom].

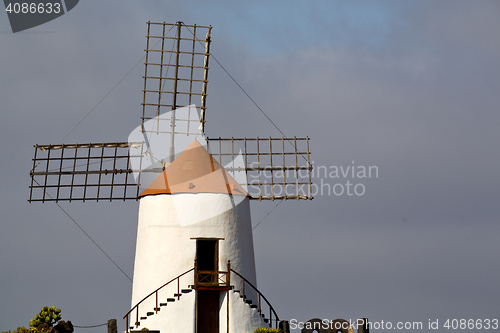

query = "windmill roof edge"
[[139, 139, 248, 197]]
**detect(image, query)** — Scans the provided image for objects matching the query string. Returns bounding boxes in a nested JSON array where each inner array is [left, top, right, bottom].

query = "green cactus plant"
[[29, 306, 62, 328], [253, 328, 282, 333], [2, 306, 65, 333]]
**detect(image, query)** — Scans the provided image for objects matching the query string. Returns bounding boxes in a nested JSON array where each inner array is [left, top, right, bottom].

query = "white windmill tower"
[[29, 22, 313, 333]]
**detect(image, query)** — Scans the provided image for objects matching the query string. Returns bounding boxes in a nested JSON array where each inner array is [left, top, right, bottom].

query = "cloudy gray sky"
[[1, 1, 499, 332]]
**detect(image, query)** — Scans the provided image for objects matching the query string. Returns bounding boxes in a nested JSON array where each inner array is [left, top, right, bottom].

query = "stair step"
[[181, 289, 192, 293], [154, 307, 160, 311], [140, 317, 147, 320], [245, 300, 253, 305], [233, 290, 240, 293], [174, 293, 182, 297], [250, 304, 257, 309], [264, 319, 269, 323], [160, 303, 168, 307], [147, 312, 154, 316], [167, 298, 175, 302]]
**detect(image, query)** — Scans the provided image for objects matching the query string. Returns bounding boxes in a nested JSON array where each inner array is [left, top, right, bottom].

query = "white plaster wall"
[[219, 290, 268, 333], [130, 193, 258, 332]]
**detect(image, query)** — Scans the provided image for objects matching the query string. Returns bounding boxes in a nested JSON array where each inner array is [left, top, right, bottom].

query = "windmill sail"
[[29, 142, 141, 202], [28, 136, 313, 202], [207, 137, 313, 200], [141, 22, 212, 136], [28, 22, 313, 203]]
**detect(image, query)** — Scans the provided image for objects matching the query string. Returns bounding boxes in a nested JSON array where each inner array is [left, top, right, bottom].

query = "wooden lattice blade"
[[207, 137, 313, 201], [142, 22, 211, 135], [29, 142, 141, 202], [29, 137, 313, 202]]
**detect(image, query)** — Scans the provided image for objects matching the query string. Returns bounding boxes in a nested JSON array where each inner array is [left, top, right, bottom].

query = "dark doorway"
[[196, 239, 218, 271], [196, 239, 218, 284], [197, 290, 220, 333], [195, 239, 221, 333]]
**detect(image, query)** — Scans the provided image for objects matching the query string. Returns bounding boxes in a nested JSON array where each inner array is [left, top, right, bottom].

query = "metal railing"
[[229, 268, 280, 328], [194, 260, 229, 288], [123, 262, 280, 331], [195, 270, 228, 286], [123, 268, 193, 332]]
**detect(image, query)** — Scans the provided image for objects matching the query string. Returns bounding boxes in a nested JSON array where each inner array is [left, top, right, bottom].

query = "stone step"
[[174, 293, 182, 297], [250, 304, 257, 309], [245, 300, 253, 305], [140, 317, 147, 320], [167, 298, 175, 302], [154, 307, 160, 312], [147, 312, 154, 316], [181, 289, 192, 293], [160, 303, 168, 307]]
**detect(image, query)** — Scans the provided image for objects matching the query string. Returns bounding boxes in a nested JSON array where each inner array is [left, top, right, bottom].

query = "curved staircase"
[[124, 261, 279, 332]]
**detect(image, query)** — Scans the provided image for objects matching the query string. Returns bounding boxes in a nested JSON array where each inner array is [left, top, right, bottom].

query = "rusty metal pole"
[[141, 21, 151, 133], [242, 279, 245, 302], [177, 277, 180, 300], [227, 260, 230, 333], [135, 307, 139, 328], [194, 259, 198, 333], [169, 21, 182, 162], [194, 259, 198, 288], [200, 26, 211, 134], [193, 259, 198, 333]]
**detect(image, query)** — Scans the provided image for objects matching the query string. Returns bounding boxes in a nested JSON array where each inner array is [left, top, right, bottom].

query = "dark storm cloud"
[[1, 1, 499, 332]]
